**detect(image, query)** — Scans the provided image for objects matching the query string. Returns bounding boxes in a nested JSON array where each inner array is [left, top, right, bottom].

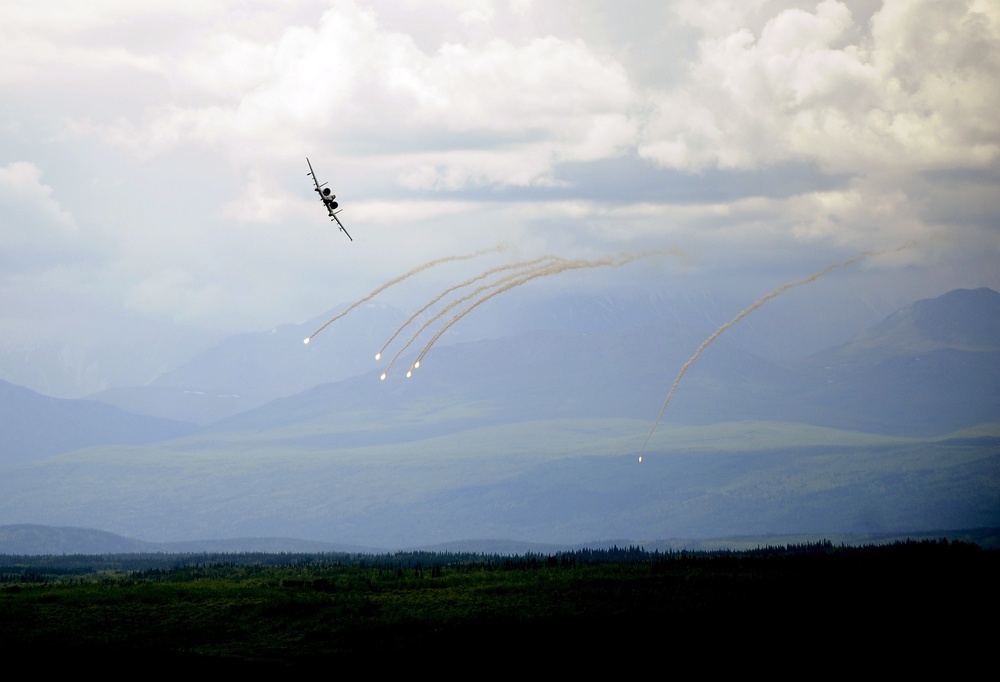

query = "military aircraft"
[[306, 158, 352, 241]]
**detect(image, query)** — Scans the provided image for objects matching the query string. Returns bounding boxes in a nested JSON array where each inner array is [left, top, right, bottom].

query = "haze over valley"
[[2, 286, 996, 550]]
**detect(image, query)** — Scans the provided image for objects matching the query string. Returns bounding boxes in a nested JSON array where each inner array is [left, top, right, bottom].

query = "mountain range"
[[198, 286, 1000, 440], [0, 287, 997, 548]]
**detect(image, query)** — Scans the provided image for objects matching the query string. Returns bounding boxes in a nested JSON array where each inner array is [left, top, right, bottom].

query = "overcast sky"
[[2, 0, 998, 394]]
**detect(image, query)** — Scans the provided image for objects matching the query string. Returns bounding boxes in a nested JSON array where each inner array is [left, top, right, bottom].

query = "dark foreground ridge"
[[1, 540, 996, 669]]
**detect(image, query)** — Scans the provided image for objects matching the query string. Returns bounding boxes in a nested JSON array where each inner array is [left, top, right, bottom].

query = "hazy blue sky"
[[2, 0, 998, 395]]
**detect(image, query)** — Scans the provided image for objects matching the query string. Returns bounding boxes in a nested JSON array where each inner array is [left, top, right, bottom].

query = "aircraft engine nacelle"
[[330, 201, 339, 209], [322, 188, 335, 198]]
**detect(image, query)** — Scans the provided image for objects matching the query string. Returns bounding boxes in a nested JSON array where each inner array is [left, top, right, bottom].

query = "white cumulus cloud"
[[640, 0, 1000, 173]]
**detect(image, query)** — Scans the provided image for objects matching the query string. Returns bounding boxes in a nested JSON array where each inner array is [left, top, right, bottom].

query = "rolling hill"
[[0, 379, 195, 463]]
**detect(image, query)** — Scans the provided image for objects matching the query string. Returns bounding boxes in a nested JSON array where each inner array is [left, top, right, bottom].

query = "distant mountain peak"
[[846, 287, 1000, 355]]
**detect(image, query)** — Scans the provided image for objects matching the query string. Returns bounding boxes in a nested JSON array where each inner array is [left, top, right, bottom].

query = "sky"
[[2, 0, 998, 397]]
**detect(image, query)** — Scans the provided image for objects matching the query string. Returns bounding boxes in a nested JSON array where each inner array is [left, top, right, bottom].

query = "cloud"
[[220, 171, 298, 223], [0, 0, 996, 373], [124, 267, 228, 322], [26, 1, 638, 190], [399, 0, 498, 24], [673, 0, 774, 37], [0, 162, 78, 271], [640, 0, 1000, 173], [9, 1, 997, 185], [0, 162, 75, 230]]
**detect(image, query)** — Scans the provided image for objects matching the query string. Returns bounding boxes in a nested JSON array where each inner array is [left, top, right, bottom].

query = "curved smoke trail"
[[304, 245, 505, 344], [638, 246, 910, 459], [381, 257, 566, 378], [376, 255, 560, 361], [407, 250, 677, 376]]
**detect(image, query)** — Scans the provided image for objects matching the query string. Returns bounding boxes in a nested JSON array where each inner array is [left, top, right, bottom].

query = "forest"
[[1, 540, 994, 669]]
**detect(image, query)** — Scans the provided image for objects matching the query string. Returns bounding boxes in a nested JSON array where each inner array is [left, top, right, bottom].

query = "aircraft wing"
[[330, 211, 353, 241], [306, 157, 324, 192]]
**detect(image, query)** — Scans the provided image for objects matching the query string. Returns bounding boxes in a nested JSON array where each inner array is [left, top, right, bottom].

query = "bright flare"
[[380, 373, 386, 381], [303, 338, 310, 345], [375, 352, 381, 361]]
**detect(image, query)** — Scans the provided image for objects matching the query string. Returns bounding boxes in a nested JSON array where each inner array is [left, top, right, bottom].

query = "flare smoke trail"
[[407, 250, 677, 376], [376, 255, 560, 361], [304, 245, 505, 344], [380, 257, 565, 378], [638, 246, 909, 458]]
